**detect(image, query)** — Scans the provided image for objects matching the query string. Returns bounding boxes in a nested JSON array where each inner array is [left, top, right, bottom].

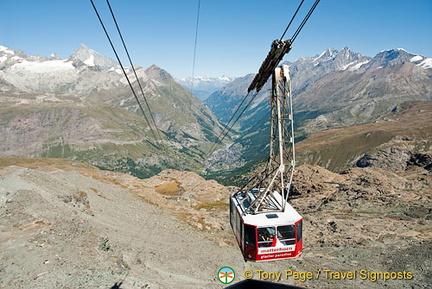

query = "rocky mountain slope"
[[295, 100, 432, 172], [0, 157, 430, 288], [205, 47, 375, 129], [206, 47, 432, 130], [0, 44, 223, 177], [295, 48, 432, 132], [205, 47, 432, 177]]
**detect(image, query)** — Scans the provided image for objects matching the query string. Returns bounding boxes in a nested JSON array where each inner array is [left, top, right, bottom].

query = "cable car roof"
[[231, 192, 301, 227]]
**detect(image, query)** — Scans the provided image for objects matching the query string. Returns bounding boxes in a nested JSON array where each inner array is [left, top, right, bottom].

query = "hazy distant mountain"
[[176, 76, 235, 100], [205, 47, 432, 177], [0, 44, 223, 177]]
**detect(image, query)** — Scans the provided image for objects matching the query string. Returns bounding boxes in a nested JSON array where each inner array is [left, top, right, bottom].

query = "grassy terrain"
[[295, 100, 432, 171]]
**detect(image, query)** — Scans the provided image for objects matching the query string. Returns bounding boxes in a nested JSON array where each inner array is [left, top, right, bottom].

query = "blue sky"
[[1, 0, 431, 78]]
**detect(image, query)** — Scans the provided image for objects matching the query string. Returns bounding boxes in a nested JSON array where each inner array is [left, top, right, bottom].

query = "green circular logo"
[[218, 266, 235, 284]]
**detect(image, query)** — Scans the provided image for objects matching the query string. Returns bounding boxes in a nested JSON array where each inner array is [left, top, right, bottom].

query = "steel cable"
[[280, 0, 305, 40], [105, 0, 162, 141], [89, 0, 159, 143], [291, 0, 321, 43]]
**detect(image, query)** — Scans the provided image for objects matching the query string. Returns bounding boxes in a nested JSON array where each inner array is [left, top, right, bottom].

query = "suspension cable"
[[190, 0, 201, 96], [206, 90, 250, 155], [208, 0, 322, 157], [206, 90, 259, 156], [218, 90, 260, 146], [280, 0, 305, 40], [291, 0, 321, 43], [89, 0, 160, 143], [105, 0, 162, 140]]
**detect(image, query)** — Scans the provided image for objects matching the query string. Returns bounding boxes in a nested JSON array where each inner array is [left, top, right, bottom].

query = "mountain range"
[[205, 47, 432, 179], [1, 43, 431, 181], [206, 47, 432, 130], [0, 44, 223, 177]]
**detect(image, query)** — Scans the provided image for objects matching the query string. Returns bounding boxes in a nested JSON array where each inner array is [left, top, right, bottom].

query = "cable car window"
[[244, 224, 256, 248], [230, 198, 236, 234], [296, 220, 303, 241], [278, 225, 295, 246], [235, 210, 241, 242], [258, 227, 276, 248]]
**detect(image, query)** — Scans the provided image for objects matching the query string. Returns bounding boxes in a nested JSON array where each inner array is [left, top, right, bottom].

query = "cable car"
[[230, 189, 302, 262], [229, 62, 302, 261]]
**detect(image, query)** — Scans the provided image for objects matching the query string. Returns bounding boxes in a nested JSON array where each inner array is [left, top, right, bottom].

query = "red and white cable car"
[[230, 189, 302, 262], [230, 55, 302, 262]]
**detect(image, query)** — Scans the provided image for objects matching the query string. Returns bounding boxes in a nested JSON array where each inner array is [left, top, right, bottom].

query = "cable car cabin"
[[230, 189, 302, 262]]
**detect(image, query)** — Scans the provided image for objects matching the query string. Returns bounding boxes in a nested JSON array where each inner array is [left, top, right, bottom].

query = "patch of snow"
[[340, 61, 357, 70], [0, 46, 14, 55], [84, 54, 95, 66], [380, 48, 414, 55], [0, 56, 7, 63], [349, 60, 370, 71], [418, 58, 432, 69], [410, 55, 423, 62], [313, 50, 327, 62], [3, 49, 14, 55], [11, 60, 75, 73], [219, 76, 232, 81], [11, 56, 22, 61]]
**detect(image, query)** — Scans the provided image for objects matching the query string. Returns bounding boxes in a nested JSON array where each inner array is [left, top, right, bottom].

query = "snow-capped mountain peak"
[[0, 44, 130, 94], [69, 44, 119, 69], [313, 47, 338, 63], [0, 45, 15, 55], [0, 45, 28, 67], [295, 47, 371, 73], [367, 48, 432, 70], [409, 54, 432, 69]]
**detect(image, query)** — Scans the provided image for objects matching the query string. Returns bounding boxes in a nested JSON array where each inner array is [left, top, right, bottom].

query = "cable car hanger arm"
[[247, 39, 292, 93]]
